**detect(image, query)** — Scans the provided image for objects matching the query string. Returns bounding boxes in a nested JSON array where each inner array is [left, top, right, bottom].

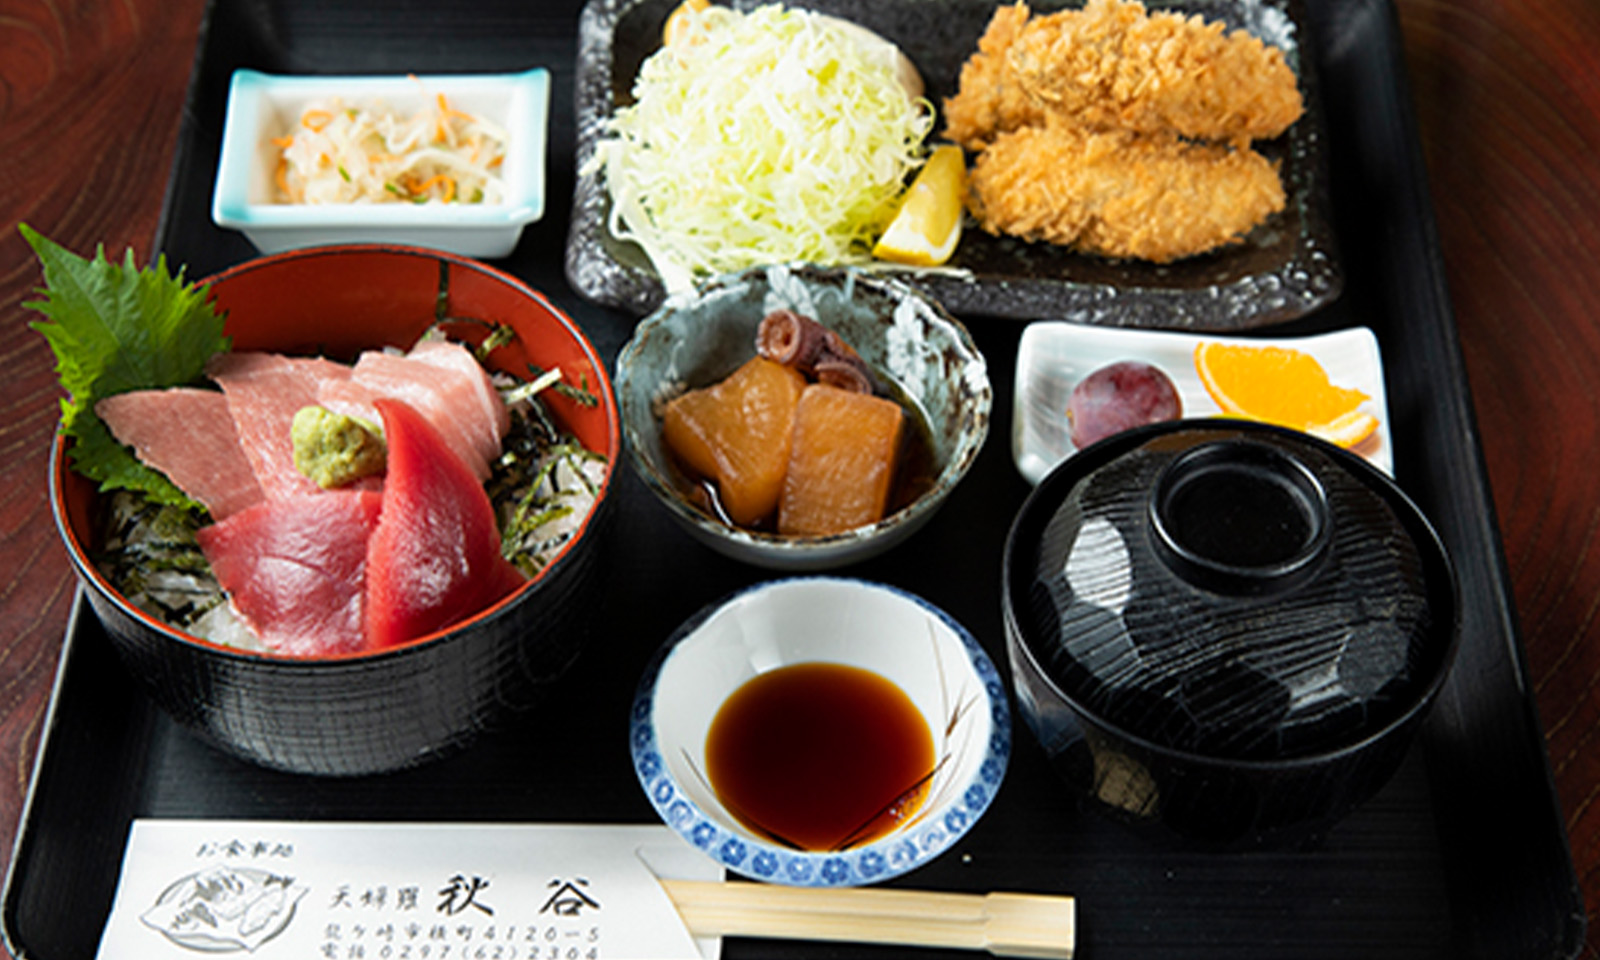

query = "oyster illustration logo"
[[140, 865, 308, 952]]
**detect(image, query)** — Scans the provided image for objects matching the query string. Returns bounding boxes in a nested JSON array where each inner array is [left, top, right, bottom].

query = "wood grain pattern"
[[1396, 2, 1600, 953], [0, 3, 206, 952], [0, 0, 1596, 956]]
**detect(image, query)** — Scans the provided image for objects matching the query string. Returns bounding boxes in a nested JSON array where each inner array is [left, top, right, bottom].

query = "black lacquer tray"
[[2, 0, 1586, 957]]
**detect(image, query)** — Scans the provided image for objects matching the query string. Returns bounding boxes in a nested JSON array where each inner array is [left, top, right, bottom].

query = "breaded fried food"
[[967, 120, 1287, 262], [1007, 0, 1303, 144], [942, 2, 1042, 149], [943, 0, 1302, 261]]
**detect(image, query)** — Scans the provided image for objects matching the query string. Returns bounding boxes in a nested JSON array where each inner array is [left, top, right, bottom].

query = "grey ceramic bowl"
[[614, 263, 991, 570]]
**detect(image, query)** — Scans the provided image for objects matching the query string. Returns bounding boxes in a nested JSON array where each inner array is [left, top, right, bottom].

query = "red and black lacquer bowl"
[[50, 245, 620, 776]]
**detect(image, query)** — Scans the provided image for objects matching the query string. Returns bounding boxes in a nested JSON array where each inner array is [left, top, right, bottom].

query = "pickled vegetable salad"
[[275, 86, 509, 205], [586, 3, 934, 291]]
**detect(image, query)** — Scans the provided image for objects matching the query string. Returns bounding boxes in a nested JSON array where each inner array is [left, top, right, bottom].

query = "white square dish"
[[212, 68, 550, 258], [1013, 323, 1392, 484]]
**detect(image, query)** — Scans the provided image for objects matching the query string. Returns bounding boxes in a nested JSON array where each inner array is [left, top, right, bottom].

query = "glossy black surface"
[[1002, 420, 1458, 847], [1, 0, 1585, 958], [566, 0, 1344, 328]]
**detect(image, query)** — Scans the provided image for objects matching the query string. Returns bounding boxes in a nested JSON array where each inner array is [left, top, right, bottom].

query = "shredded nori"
[[488, 406, 606, 577], [96, 493, 223, 629]]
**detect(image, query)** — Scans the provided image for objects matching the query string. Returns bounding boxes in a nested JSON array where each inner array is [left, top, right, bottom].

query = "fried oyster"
[[943, 0, 1304, 262]]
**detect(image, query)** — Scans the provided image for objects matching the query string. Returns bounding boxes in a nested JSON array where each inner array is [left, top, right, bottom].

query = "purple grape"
[[1067, 360, 1183, 448]]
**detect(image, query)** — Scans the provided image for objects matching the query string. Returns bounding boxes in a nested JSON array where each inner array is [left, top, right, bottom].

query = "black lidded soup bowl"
[[1002, 419, 1458, 849], [49, 244, 621, 777]]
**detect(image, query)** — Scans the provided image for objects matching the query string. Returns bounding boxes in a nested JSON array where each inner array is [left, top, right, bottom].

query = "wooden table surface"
[[0, 0, 1596, 955]]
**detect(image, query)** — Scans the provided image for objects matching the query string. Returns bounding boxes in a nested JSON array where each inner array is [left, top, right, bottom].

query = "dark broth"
[[705, 662, 935, 851]]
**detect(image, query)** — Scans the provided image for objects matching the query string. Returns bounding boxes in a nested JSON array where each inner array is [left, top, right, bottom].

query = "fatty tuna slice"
[[317, 358, 485, 481], [196, 490, 385, 657], [406, 339, 511, 460], [96, 388, 264, 520], [206, 352, 359, 501], [336, 344, 505, 481]]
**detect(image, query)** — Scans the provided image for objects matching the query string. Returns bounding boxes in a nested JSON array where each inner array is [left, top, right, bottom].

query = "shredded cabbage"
[[588, 4, 933, 292], [276, 88, 509, 205]]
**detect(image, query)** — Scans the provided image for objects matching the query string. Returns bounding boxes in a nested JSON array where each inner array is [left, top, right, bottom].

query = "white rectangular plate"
[[1013, 323, 1391, 484]]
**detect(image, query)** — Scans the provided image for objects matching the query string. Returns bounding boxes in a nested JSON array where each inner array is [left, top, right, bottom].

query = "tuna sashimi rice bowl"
[[33, 235, 621, 774]]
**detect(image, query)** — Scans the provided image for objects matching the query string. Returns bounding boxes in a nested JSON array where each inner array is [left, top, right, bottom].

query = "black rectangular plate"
[[2, 0, 1585, 958], [565, 0, 1343, 329]]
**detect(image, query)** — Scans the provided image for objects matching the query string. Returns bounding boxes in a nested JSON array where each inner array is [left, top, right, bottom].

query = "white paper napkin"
[[96, 820, 724, 959]]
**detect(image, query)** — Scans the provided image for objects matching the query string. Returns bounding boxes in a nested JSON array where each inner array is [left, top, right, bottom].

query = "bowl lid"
[[1004, 420, 1456, 762]]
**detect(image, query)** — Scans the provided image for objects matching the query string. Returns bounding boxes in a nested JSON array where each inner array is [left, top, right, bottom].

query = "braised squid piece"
[[755, 309, 876, 395]]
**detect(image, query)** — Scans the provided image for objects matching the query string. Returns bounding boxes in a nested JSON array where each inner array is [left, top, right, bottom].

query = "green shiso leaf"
[[20, 224, 231, 510]]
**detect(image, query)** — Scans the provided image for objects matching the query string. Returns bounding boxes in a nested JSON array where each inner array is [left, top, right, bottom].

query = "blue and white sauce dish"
[[630, 577, 1011, 886]]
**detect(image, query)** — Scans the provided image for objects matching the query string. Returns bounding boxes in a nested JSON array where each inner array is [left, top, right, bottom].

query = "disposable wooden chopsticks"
[[661, 879, 1075, 958]]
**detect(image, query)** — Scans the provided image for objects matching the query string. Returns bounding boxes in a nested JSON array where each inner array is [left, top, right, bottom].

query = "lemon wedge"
[[663, 0, 711, 45], [873, 144, 966, 267]]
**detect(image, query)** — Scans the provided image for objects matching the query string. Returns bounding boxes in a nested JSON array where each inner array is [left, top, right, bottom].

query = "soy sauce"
[[705, 662, 935, 851]]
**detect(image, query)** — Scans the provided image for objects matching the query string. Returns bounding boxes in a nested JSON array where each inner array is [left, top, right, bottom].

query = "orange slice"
[[872, 144, 966, 267], [1194, 341, 1379, 448]]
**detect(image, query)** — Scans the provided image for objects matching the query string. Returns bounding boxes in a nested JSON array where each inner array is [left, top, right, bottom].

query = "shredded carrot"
[[435, 94, 452, 144], [275, 157, 294, 202], [413, 174, 457, 202], [435, 92, 462, 120], [432, 93, 482, 147], [274, 86, 506, 205]]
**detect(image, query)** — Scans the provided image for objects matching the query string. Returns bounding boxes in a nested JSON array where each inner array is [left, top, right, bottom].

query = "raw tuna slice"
[[341, 344, 504, 481], [96, 388, 264, 520], [196, 490, 385, 656], [313, 377, 385, 436], [206, 352, 359, 501], [318, 356, 485, 481], [365, 398, 525, 650], [406, 339, 510, 459]]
